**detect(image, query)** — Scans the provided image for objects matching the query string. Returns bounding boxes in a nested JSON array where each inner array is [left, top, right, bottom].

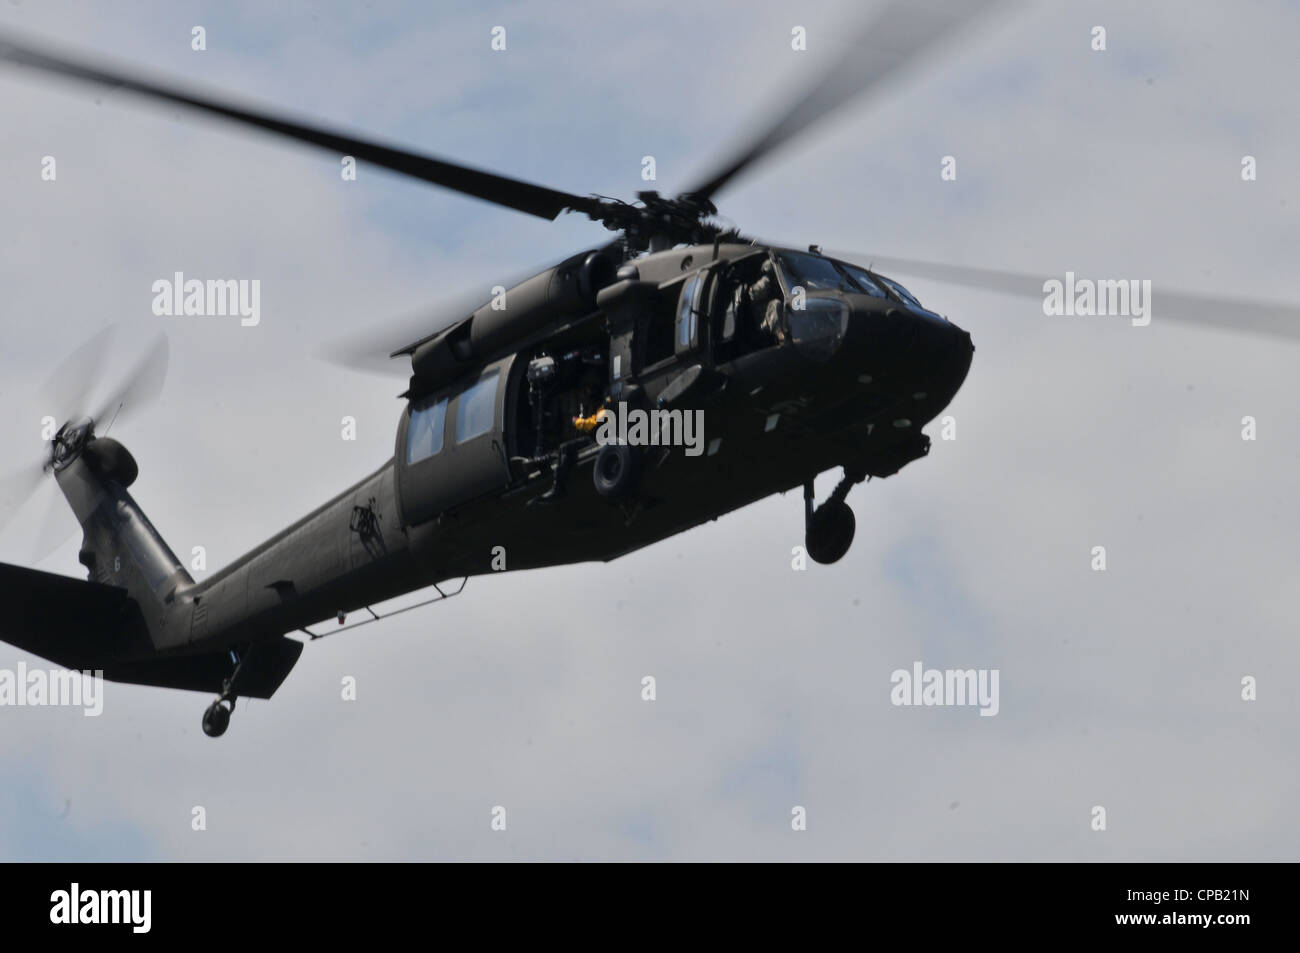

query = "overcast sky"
[[1, 0, 1297, 861]]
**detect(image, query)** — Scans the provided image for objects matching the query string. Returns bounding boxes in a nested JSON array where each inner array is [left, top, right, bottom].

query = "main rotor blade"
[[683, 0, 1016, 203], [318, 244, 621, 375], [317, 264, 549, 376], [0, 32, 601, 222], [27, 483, 77, 568], [834, 252, 1300, 342], [317, 305, 470, 377], [93, 333, 169, 429]]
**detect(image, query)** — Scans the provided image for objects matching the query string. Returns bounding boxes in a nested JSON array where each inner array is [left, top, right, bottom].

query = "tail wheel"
[[201, 700, 232, 738], [593, 444, 641, 501]]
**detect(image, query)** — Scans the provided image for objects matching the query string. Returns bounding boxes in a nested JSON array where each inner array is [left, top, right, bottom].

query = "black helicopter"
[[2, 2, 1297, 737]]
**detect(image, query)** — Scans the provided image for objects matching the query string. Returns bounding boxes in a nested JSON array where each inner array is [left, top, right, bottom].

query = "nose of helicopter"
[[841, 297, 974, 410]]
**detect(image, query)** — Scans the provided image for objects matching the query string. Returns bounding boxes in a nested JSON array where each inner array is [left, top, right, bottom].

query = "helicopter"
[[2, 1, 1298, 738]]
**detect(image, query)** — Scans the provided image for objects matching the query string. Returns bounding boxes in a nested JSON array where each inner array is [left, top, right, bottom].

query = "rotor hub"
[[49, 416, 95, 472], [582, 191, 730, 252]]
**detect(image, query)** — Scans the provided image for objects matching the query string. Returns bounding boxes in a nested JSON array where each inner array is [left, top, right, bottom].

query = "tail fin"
[[0, 559, 301, 697], [1, 435, 304, 698], [54, 436, 194, 648]]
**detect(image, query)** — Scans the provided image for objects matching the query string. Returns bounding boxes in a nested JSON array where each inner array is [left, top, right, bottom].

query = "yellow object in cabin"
[[573, 407, 609, 433]]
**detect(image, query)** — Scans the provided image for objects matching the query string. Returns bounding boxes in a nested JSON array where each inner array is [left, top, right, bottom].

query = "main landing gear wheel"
[[806, 500, 856, 565], [803, 468, 867, 565], [593, 443, 641, 500], [202, 699, 232, 738]]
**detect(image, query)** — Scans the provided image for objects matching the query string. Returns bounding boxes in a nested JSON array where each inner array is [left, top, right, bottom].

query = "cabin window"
[[406, 398, 447, 464], [456, 369, 499, 444]]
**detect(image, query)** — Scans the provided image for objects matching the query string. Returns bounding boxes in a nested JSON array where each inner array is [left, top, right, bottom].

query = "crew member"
[[746, 259, 786, 344]]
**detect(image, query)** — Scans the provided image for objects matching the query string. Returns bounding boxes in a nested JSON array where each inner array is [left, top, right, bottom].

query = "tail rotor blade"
[[0, 463, 48, 535], [1, 327, 168, 556], [36, 324, 115, 425], [93, 333, 169, 429], [27, 482, 77, 567], [2, 326, 118, 537]]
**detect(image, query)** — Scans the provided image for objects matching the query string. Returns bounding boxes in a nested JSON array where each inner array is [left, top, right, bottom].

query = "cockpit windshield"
[[837, 263, 887, 299], [875, 274, 922, 307], [774, 251, 858, 294], [773, 250, 918, 304]]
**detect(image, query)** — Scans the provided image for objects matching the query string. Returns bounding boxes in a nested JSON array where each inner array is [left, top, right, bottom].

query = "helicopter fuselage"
[[112, 242, 975, 656]]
